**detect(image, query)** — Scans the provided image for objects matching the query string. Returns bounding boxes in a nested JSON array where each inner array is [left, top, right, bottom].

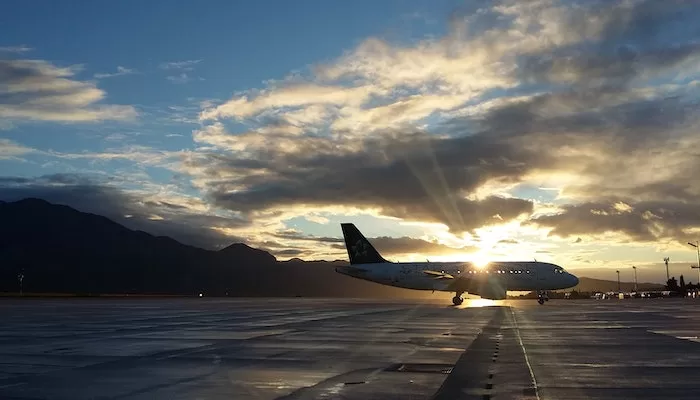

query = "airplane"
[[335, 223, 579, 305]]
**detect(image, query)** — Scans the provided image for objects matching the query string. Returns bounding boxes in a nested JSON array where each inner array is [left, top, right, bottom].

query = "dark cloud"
[[0, 174, 249, 249], [273, 230, 479, 256], [473, 89, 696, 149], [0, 177, 31, 184], [194, 130, 539, 234], [273, 230, 343, 244], [597, 0, 700, 49], [519, 43, 700, 88], [370, 236, 479, 256], [143, 200, 190, 211], [274, 249, 305, 257], [517, 0, 700, 87], [530, 199, 700, 243]]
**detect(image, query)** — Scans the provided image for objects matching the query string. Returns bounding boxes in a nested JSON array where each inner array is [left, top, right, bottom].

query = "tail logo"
[[352, 239, 369, 259]]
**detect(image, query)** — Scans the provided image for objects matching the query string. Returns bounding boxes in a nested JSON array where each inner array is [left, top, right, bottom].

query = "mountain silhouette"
[[0, 198, 436, 298], [0, 198, 663, 298]]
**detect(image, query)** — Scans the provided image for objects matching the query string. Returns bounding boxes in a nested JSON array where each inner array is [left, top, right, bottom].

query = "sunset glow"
[[2, 0, 700, 283]]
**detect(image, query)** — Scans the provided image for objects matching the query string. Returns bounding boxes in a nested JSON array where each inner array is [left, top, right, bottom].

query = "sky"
[[2, 0, 700, 284]]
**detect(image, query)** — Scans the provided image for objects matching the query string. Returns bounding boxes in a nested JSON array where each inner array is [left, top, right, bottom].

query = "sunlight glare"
[[472, 253, 491, 269], [458, 298, 498, 308]]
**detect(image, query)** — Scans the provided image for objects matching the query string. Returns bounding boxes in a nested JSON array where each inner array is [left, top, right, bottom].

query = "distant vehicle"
[[336, 223, 579, 305]]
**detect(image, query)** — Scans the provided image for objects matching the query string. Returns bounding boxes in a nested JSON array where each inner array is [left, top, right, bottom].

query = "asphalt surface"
[[1, 297, 699, 399]]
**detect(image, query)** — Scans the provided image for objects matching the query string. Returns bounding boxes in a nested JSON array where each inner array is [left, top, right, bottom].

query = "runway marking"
[[510, 307, 540, 400], [430, 307, 504, 400]]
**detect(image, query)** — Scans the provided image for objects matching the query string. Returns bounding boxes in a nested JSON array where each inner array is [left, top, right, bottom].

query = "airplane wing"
[[423, 270, 455, 280]]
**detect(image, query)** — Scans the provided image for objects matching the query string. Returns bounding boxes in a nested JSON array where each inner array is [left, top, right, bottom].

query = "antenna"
[[663, 257, 670, 281]]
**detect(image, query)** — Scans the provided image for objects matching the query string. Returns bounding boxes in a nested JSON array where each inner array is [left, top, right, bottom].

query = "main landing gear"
[[452, 292, 464, 306], [537, 290, 550, 305]]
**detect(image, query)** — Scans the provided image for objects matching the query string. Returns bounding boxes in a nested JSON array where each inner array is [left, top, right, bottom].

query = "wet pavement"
[[0, 297, 699, 399]]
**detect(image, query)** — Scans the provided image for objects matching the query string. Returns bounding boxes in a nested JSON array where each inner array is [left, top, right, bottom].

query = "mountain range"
[[0, 198, 663, 297]]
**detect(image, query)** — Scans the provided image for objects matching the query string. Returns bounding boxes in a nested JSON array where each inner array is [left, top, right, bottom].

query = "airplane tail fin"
[[340, 223, 388, 265]]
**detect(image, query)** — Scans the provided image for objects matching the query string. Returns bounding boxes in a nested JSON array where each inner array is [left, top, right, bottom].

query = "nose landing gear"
[[452, 292, 464, 306], [537, 290, 549, 305]]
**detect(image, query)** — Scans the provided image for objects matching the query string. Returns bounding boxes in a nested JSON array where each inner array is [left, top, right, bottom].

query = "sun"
[[472, 253, 491, 269]]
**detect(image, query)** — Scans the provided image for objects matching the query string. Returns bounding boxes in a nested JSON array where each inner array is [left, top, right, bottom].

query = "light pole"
[[632, 266, 637, 292], [616, 270, 620, 292], [689, 242, 700, 290], [17, 272, 24, 296], [663, 257, 670, 281]]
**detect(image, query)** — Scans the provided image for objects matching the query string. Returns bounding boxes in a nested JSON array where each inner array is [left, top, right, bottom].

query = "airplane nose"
[[569, 273, 579, 287]]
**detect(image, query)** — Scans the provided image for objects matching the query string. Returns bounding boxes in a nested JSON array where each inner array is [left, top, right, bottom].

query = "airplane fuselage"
[[337, 223, 579, 303], [336, 261, 579, 294]]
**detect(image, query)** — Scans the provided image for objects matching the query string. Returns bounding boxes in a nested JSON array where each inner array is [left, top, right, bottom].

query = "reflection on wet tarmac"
[[1, 298, 699, 399]]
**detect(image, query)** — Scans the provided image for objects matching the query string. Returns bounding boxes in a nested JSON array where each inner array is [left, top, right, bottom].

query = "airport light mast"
[[17, 271, 24, 296], [632, 266, 637, 292], [616, 270, 620, 292], [689, 241, 700, 292], [663, 257, 670, 281]]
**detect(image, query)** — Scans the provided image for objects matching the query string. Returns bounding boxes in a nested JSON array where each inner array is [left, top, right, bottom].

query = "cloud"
[[200, 84, 380, 121], [0, 138, 35, 160], [181, 0, 700, 249], [94, 66, 137, 79], [0, 59, 138, 123], [367, 236, 480, 256], [0, 45, 33, 54], [201, 1, 611, 130], [159, 60, 202, 71], [530, 199, 700, 245], [492, 4, 688, 92], [273, 230, 479, 257], [49, 144, 185, 167], [187, 126, 538, 233], [167, 73, 197, 84], [160, 60, 203, 84], [0, 173, 249, 249], [0, 138, 188, 179], [104, 133, 129, 141]]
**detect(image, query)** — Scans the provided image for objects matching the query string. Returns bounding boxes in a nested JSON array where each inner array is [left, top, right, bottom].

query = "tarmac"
[[0, 297, 699, 399]]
